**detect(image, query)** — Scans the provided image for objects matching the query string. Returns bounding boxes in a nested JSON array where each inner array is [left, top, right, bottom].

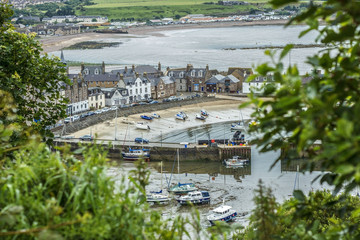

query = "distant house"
[[242, 75, 279, 94], [84, 73, 121, 88], [81, 62, 106, 75], [65, 73, 89, 115], [165, 64, 212, 92], [149, 75, 176, 99], [46, 23, 81, 35], [101, 88, 129, 106], [111, 63, 163, 78], [88, 87, 105, 109]]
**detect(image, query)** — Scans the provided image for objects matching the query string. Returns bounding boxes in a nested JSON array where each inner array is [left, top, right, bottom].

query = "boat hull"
[[208, 212, 237, 225], [177, 197, 210, 205]]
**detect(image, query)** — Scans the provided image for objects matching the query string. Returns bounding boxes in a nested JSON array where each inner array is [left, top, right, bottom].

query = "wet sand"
[[39, 19, 289, 53], [71, 98, 252, 142]]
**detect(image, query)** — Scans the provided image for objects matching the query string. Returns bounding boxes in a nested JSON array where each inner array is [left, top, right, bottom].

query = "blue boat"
[[140, 115, 153, 120], [177, 191, 210, 205], [207, 204, 237, 225]]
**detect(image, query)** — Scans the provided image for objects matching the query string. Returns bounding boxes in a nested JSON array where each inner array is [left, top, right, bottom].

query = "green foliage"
[[239, 184, 360, 239], [242, 0, 360, 238], [0, 3, 71, 140]]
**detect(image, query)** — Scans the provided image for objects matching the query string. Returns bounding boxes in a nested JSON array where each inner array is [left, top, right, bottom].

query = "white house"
[[101, 88, 129, 106], [88, 87, 105, 109], [118, 74, 151, 103], [242, 75, 280, 94]]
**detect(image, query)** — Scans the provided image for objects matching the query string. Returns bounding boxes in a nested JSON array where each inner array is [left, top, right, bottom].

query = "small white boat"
[[196, 114, 206, 120], [121, 148, 150, 161], [177, 191, 210, 205], [152, 113, 161, 118], [231, 122, 246, 131], [207, 204, 237, 225], [223, 156, 249, 167], [146, 190, 171, 204], [136, 122, 150, 130]]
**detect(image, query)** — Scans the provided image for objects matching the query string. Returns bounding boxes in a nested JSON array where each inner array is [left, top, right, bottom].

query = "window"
[[84, 68, 89, 75], [136, 89, 138, 94], [122, 90, 127, 95], [94, 68, 99, 75], [73, 107, 75, 111], [191, 71, 195, 77], [169, 72, 174, 77], [180, 79, 182, 83], [145, 88, 147, 93], [180, 86, 182, 90], [199, 71, 203, 77], [140, 88, 142, 94], [179, 72, 184, 78], [160, 85, 163, 90], [135, 82, 137, 87], [130, 90, 132, 95], [139, 82, 142, 86]]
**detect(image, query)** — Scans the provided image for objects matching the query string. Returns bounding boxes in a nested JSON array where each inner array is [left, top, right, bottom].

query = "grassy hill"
[[79, 0, 270, 21]]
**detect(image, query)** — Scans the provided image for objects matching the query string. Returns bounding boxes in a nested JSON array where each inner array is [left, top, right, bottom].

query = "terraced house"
[[65, 73, 89, 115], [166, 64, 212, 92], [149, 75, 176, 99], [117, 73, 151, 103]]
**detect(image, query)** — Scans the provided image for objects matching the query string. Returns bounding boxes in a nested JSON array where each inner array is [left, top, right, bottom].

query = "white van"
[[72, 115, 80, 121]]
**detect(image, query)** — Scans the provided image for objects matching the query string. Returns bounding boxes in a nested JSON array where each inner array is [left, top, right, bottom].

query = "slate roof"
[[167, 67, 207, 78], [122, 76, 149, 86], [101, 88, 128, 99], [149, 76, 175, 86], [84, 74, 119, 82], [206, 74, 239, 84]]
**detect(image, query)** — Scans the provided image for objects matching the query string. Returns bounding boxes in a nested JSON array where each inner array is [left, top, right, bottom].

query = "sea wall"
[[54, 141, 251, 162], [53, 96, 219, 135]]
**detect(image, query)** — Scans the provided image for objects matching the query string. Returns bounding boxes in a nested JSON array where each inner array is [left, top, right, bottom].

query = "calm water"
[[55, 25, 322, 73]]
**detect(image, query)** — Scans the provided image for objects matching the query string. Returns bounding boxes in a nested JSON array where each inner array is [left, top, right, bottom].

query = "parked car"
[[162, 98, 170, 103], [87, 111, 95, 116], [134, 138, 149, 144], [168, 96, 178, 101], [131, 103, 139, 107], [80, 113, 88, 119], [64, 117, 71, 124], [110, 106, 118, 111], [101, 107, 110, 112], [146, 98, 154, 103], [95, 110, 102, 114], [72, 115, 80, 121], [149, 100, 159, 104], [120, 104, 129, 108], [139, 102, 147, 105], [79, 134, 93, 141]]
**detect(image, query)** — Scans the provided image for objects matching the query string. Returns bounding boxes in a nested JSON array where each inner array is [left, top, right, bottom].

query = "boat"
[[223, 156, 249, 167], [196, 114, 206, 120], [152, 113, 161, 118], [207, 204, 237, 225], [121, 118, 135, 124], [179, 111, 188, 118], [121, 148, 150, 161], [201, 109, 209, 116], [136, 122, 150, 130], [168, 149, 197, 195], [175, 112, 186, 120], [146, 162, 171, 204], [169, 183, 198, 195], [230, 122, 246, 131], [176, 191, 210, 205], [140, 115, 153, 120]]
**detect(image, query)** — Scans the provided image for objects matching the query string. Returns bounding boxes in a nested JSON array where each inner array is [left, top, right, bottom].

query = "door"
[[189, 87, 192, 92]]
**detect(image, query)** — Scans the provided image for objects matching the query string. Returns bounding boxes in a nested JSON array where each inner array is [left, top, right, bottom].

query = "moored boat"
[[169, 183, 197, 195], [201, 109, 209, 116], [121, 148, 150, 161], [207, 204, 237, 225], [136, 122, 150, 130], [152, 113, 161, 118], [140, 115, 153, 120], [177, 191, 210, 205], [231, 122, 246, 131], [175, 112, 186, 120], [146, 190, 171, 204], [223, 156, 249, 167], [196, 114, 206, 120]]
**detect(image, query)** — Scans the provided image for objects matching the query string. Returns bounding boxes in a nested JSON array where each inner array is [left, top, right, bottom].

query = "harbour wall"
[[54, 141, 251, 162], [53, 96, 220, 135]]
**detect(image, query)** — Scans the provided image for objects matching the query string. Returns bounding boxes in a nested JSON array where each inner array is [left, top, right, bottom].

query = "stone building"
[[149, 75, 176, 99], [65, 73, 89, 115]]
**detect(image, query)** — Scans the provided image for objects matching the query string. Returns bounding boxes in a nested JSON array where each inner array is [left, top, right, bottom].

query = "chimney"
[[158, 62, 161, 71], [144, 72, 147, 77], [80, 62, 84, 73], [186, 64, 192, 72], [132, 64, 135, 72], [135, 72, 139, 78], [166, 67, 170, 71], [102, 61, 105, 74], [120, 73, 124, 80], [125, 66, 127, 73], [206, 64, 209, 72]]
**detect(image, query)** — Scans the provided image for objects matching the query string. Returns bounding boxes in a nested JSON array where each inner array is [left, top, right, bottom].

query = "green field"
[[81, 3, 263, 21]]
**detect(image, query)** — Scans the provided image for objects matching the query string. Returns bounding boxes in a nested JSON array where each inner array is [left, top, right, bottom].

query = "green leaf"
[[280, 44, 293, 60]]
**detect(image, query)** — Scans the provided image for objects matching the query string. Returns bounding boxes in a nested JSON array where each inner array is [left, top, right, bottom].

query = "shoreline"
[[40, 19, 291, 53]]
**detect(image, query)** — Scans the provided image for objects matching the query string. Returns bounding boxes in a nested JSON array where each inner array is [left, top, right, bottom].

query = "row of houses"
[[61, 54, 283, 115]]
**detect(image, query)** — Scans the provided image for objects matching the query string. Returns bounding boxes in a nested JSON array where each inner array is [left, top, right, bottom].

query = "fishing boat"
[[207, 204, 237, 225], [201, 109, 209, 116], [168, 149, 197, 195], [176, 191, 210, 205], [223, 156, 249, 167], [179, 111, 188, 118], [121, 148, 150, 161], [195, 114, 206, 120], [146, 162, 171, 204], [230, 122, 246, 131], [136, 122, 150, 130], [140, 115, 153, 120], [152, 113, 161, 118]]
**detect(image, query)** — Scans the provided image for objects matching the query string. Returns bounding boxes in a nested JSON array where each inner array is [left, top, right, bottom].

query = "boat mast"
[[177, 148, 180, 183], [161, 161, 163, 191]]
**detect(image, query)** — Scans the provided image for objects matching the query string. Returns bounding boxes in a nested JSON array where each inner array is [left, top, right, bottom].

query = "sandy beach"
[[71, 98, 252, 143], [39, 19, 289, 53]]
